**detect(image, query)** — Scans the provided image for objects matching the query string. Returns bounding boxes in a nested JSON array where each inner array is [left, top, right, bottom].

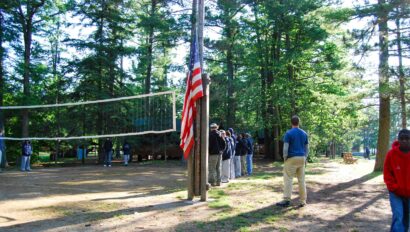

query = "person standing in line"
[[234, 133, 243, 177], [123, 140, 131, 166], [221, 130, 232, 183], [384, 129, 410, 232], [245, 133, 254, 176], [21, 140, 33, 172], [104, 138, 113, 167], [208, 123, 226, 186], [238, 133, 249, 177], [276, 115, 309, 208], [228, 128, 236, 180]]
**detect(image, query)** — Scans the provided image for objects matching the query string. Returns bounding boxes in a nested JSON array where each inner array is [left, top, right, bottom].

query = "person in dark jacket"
[[365, 146, 370, 160], [104, 138, 113, 167], [245, 133, 254, 175], [21, 140, 33, 172], [221, 130, 233, 183], [384, 129, 410, 231], [208, 123, 226, 186], [228, 128, 237, 179], [237, 134, 249, 176], [123, 140, 131, 166]]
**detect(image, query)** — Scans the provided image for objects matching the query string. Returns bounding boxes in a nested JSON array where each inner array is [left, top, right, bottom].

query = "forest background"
[[0, 0, 408, 171]]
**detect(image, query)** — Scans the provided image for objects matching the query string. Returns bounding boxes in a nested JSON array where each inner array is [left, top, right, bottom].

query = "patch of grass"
[[248, 172, 279, 180], [265, 214, 281, 223], [305, 170, 326, 175], [279, 227, 289, 232], [208, 189, 231, 209], [273, 162, 283, 168]]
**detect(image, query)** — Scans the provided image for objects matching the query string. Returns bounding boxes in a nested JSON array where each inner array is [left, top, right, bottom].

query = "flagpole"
[[187, 0, 197, 201], [198, 0, 204, 66], [198, 0, 209, 202]]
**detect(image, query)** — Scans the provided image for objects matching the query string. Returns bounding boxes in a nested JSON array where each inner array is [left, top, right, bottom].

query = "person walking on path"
[[122, 140, 131, 166], [245, 133, 254, 175], [104, 138, 113, 167], [384, 129, 410, 232], [208, 123, 226, 186], [21, 140, 33, 172], [276, 116, 309, 208]]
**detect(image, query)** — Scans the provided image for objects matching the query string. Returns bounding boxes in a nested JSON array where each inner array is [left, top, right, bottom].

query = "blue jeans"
[[246, 154, 253, 175], [105, 151, 113, 166], [21, 156, 31, 171], [389, 191, 410, 232]]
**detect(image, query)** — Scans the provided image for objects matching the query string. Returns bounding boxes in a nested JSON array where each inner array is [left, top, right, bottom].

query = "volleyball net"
[[0, 91, 176, 141]]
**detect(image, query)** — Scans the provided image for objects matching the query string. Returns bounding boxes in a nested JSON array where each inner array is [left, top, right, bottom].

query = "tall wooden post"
[[187, 0, 198, 201], [187, 0, 209, 201], [200, 74, 210, 201]]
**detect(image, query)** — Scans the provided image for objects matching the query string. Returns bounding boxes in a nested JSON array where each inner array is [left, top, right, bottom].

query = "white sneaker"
[[104, 165, 107, 167], [108, 165, 112, 167]]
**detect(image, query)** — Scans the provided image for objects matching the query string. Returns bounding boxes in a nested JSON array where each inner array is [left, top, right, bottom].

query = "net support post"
[[200, 73, 210, 202]]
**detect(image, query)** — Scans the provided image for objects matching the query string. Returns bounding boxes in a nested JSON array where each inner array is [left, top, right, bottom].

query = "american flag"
[[180, 33, 203, 159]]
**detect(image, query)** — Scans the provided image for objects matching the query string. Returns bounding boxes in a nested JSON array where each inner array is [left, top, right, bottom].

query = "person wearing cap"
[[208, 123, 226, 186], [384, 129, 410, 231]]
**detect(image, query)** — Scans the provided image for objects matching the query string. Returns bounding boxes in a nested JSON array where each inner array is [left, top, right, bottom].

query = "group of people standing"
[[208, 123, 254, 186], [103, 138, 131, 167]]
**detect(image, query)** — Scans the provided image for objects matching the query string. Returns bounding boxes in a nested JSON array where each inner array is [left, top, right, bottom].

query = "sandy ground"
[[0, 157, 390, 232]]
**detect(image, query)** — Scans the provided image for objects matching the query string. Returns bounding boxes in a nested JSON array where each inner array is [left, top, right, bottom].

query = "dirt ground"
[[0, 157, 390, 232]]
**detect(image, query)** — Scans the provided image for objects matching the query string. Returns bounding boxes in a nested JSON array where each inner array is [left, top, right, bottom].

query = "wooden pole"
[[200, 74, 210, 201], [187, 0, 198, 201], [198, 0, 204, 67]]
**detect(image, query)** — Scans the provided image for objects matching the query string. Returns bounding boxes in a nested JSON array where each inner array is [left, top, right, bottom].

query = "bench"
[[342, 152, 358, 164]]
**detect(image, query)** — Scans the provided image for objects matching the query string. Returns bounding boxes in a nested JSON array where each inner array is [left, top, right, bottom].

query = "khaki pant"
[[283, 156, 307, 204], [209, 154, 222, 185]]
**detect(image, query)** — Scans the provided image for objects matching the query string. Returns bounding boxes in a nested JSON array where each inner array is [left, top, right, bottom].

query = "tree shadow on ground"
[[1, 200, 199, 232], [173, 172, 388, 232], [0, 163, 187, 202]]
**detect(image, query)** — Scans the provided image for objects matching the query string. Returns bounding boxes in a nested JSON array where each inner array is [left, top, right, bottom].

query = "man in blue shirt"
[[276, 115, 309, 208]]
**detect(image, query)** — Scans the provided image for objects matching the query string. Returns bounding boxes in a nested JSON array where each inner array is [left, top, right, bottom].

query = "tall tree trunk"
[[15, 0, 46, 137], [21, 19, 32, 138], [374, 0, 390, 172], [252, 4, 270, 159], [226, 37, 235, 128], [145, 0, 156, 94], [395, 11, 406, 128], [97, 5, 105, 163]]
